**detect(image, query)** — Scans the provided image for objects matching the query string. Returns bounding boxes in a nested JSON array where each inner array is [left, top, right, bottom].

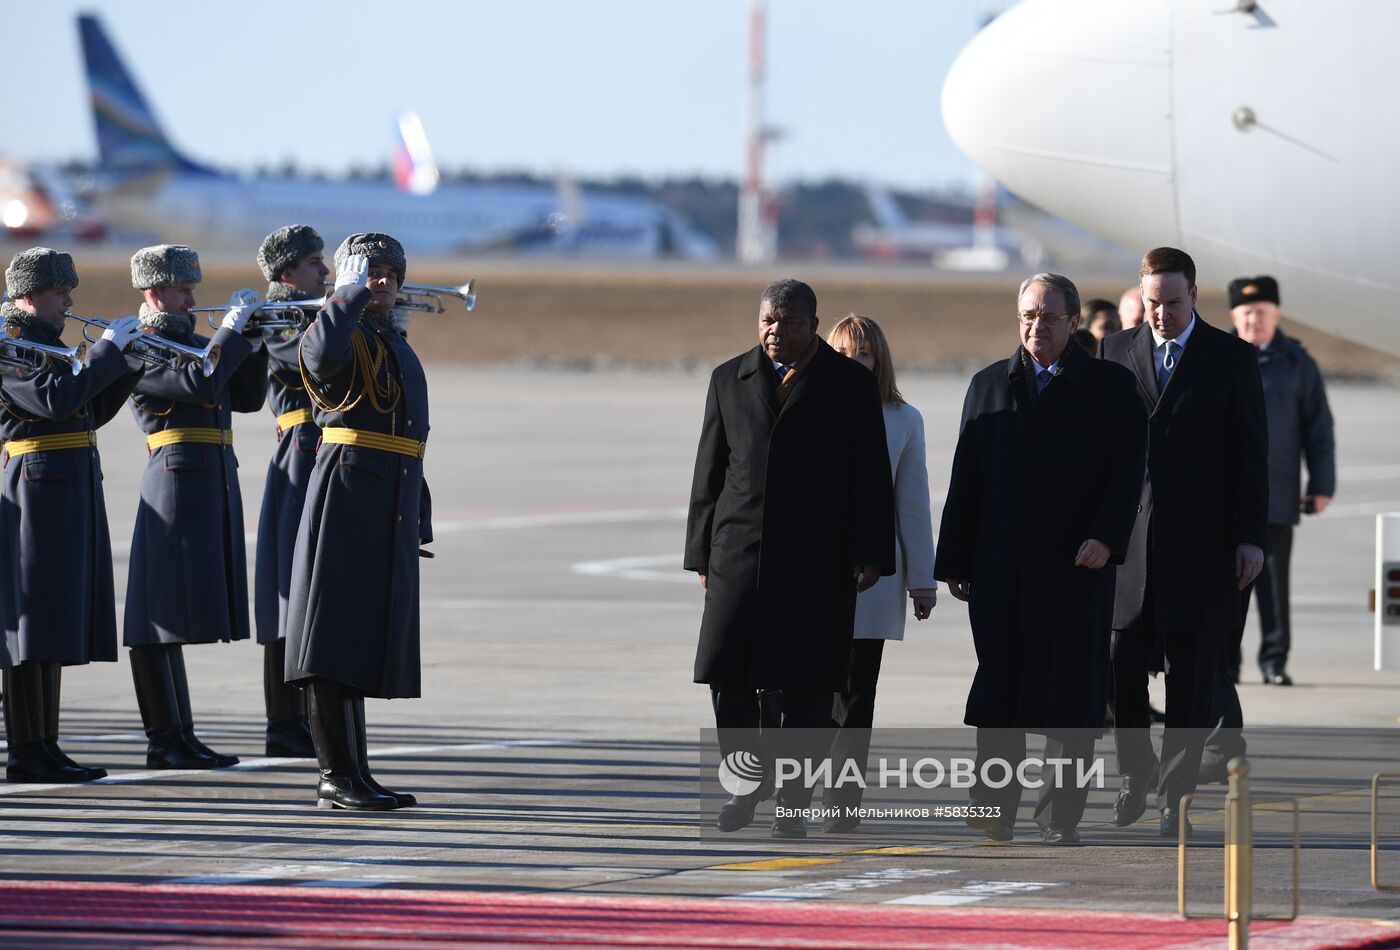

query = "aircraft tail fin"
[[78, 15, 211, 176], [864, 184, 908, 230], [393, 112, 440, 195]]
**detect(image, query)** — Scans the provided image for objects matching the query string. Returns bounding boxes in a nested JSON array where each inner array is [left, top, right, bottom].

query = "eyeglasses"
[[1016, 311, 1072, 328]]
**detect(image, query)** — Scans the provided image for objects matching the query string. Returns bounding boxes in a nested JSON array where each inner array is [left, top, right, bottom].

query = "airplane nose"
[[941, 0, 1179, 249]]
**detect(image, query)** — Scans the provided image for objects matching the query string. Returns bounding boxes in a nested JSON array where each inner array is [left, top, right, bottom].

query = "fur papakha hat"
[[257, 224, 324, 282], [131, 244, 202, 290], [335, 232, 406, 286], [5, 247, 79, 298]]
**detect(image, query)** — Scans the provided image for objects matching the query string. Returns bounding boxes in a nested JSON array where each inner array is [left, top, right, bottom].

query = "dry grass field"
[[49, 261, 1400, 379]]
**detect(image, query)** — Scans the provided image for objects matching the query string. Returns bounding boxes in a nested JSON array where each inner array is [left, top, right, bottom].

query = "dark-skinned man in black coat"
[[1100, 247, 1268, 839], [686, 278, 895, 840], [936, 273, 1147, 845]]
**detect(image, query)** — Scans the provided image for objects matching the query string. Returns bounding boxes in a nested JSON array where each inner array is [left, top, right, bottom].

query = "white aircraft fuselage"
[[942, 0, 1400, 354]]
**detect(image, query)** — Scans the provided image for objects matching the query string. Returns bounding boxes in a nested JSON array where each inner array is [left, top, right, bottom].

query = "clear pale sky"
[[1, 0, 1003, 190]]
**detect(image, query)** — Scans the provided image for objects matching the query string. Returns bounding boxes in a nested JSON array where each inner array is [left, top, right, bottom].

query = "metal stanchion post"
[[1226, 757, 1252, 950]]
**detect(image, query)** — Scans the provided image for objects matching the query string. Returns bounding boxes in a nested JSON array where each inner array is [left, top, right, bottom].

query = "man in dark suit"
[[686, 278, 895, 839], [937, 273, 1147, 845], [1100, 247, 1268, 837]]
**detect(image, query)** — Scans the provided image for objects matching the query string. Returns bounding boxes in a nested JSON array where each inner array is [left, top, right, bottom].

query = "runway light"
[[2, 199, 29, 229]]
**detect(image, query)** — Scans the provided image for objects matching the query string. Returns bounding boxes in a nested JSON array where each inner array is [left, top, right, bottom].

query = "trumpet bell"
[[200, 344, 221, 378]]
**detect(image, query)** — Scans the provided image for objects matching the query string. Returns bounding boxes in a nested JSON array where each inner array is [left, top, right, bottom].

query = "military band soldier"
[[124, 244, 269, 769], [286, 233, 431, 810], [253, 225, 328, 757], [0, 248, 142, 782]]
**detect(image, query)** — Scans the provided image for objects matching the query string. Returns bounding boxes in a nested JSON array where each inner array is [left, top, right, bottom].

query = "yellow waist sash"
[[3, 431, 97, 458], [276, 408, 315, 432], [146, 427, 233, 451], [320, 427, 425, 460]]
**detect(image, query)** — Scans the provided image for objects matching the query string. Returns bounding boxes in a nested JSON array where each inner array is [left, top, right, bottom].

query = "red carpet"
[[0, 880, 1396, 949]]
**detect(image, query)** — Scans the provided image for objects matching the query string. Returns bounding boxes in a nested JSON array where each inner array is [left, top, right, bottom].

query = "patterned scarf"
[[359, 308, 396, 337], [138, 302, 194, 339], [1018, 337, 1078, 405], [0, 300, 63, 344]]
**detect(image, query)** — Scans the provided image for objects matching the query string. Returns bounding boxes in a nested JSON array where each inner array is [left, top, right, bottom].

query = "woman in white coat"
[[823, 314, 937, 832]]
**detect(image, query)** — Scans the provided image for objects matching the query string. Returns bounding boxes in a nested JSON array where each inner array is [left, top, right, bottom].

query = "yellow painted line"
[[705, 858, 844, 871], [0, 812, 698, 833], [837, 846, 949, 856]]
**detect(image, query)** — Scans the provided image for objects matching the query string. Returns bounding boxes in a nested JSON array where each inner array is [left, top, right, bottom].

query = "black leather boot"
[[130, 645, 222, 769], [264, 640, 314, 758], [5, 662, 89, 783], [352, 696, 415, 807], [307, 682, 395, 810], [168, 646, 238, 767], [40, 662, 105, 781]]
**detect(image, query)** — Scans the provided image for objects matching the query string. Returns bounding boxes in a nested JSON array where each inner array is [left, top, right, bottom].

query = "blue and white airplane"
[[77, 15, 718, 260]]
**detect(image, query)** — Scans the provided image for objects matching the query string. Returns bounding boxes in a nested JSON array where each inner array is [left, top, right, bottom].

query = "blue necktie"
[[1157, 340, 1177, 391], [1035, 368, 1052, 395]]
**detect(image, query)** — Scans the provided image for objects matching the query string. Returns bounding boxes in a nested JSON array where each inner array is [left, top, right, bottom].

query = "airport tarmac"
[[2, 366, 1399, 946]]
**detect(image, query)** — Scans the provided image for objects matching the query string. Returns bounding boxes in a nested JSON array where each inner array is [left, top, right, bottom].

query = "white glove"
[[392, 307, 412, 336], [334, 254, 370, 294], [99, 315, 142, 350], [220, 288, 259, 334]]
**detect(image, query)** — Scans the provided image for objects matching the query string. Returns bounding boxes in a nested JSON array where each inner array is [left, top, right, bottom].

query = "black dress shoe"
[[965, 814, 1014, 841], [6, 743, 99, 784], [316, 774, 398, 810], [1159, 808, 1193, 839], [1262, 667, 1293, 686], [43, 742, 106, 782], [1112, 762, 1158, 827], [771, 815, 808, 839], [1039, 826, 1082, 846], [717, 795, 759, 832], [823, 813, 861, 833], [182, 731, 239, 768]]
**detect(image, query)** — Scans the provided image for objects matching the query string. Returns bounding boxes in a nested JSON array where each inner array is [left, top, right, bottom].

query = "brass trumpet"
[[0, 328, 85, 376], [67, 314, 220, 377]]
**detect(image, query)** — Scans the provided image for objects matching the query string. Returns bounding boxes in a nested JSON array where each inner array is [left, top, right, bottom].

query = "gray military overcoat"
[[0, 332, 135, 666], [285, 287, 432, 699], [123, 326, 268, 647], [254, 332, 319, 645]]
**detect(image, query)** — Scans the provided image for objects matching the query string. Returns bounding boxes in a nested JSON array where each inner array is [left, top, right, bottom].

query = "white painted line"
[[731, 867, 955, 901], [884, 879, 1063, 906], [1338, 463, 1400, 481], [423, 598, 692, 610], [106, 506, 691, 562], [435, 507, 687, 532], [0, 738, 580, 797], [1315, 499, 1400, 517], [572, 553, 690, 584]]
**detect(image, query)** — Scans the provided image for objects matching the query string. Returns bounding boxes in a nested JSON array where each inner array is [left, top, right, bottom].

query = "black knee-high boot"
[[352, 697, 415, 807], [5, 662, 88, 783], [264, 640, 313, 758], [166, 645, 238, 767], [307, 681, 395, 810], [40, 662, 105, 781], [130, 645, 224, 769]]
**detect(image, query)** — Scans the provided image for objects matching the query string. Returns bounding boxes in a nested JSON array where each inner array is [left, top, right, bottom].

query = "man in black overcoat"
[[685, 278, 895, 839], [936, 273, 1147, 845], [1100, 247, 1268, 838]]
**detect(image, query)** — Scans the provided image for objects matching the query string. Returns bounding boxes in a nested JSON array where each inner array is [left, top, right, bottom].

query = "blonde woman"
[[823, 314, 937, 832]]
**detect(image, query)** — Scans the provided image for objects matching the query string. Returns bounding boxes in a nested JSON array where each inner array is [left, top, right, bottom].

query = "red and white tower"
[[737, 0, 778, 264]]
